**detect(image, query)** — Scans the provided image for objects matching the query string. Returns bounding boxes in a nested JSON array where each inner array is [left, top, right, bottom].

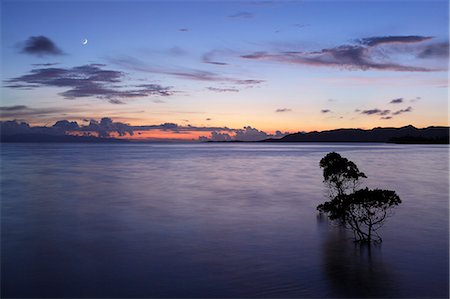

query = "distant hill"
[[263, 125, 449, 144], [0, 133, 128, 143]]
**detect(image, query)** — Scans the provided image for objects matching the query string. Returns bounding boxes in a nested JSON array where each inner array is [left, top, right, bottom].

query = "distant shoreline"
[[1, 125, 448, 144]]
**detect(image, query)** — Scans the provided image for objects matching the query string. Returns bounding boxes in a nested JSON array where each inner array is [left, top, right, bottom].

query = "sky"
[[1, 0, 449, 141]]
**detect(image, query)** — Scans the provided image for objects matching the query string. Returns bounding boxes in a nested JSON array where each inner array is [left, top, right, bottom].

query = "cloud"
[[358, 106, 413, 119], [321, 109, 331, 113], [202, 50, 230, 66], [108, 99, 125, 104], [82, 117, 134, 137], [241, 35, 443, 72], [392, 106, 412, 115], [361, 109, 391, 116], [0, 105, 71, 119], [53, 120, 80, 131], [203, 126, 289, 141], [417, 42, 449, 59], [178, 28, 189, 32], [228, 12, 254, 19], [208, 131, 232, 141], [1, 117, 291, 142], [20, 36, 64, 56], [5, 64, 174, 101], [357, 35, 432, 47], [389, 98, 403, 104], [207, 87, 239, 92], [0, 105, 28, 111], [31, 63, 59, 66], [275, 108, 292, 112], [109, 56, 264, 86]]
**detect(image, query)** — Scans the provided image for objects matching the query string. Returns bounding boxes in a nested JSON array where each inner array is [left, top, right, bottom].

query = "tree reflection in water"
[[317, 214, 399, 298]]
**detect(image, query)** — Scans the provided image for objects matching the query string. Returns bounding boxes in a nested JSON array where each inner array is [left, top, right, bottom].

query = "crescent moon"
[[82, 39, 88, 45]]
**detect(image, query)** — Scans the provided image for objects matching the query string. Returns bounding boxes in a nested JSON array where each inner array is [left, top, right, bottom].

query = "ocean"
[[1, 143, 448, 297]]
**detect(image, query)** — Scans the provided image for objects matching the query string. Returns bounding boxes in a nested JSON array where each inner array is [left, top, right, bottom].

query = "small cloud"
[[20, 36, 64, 56], [392, 106, 412, 115], [381, 116, 392, 120], [354, 109, 361, 112], [178, 28, 189, 32], [361, 109, 390, 116], [109, 99, 125, 104], [275, 108, 292, 113], [410, 96, 421, 102], [321, 109, 331, 113], [206, 118, 211, 121], [31, 62, 59, 66], [389, 98, 403, 104], [207, 87, 239, 93], [202, 51, 230, 65], [293, 23, 308, 29], [228, 11, 254, 19]]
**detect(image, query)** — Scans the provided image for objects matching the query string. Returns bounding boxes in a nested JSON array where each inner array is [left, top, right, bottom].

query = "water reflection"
[[317, 215, 398, 297]]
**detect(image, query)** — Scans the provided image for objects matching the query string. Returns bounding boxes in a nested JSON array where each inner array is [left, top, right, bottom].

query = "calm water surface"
[[1, 143, 448, 298]]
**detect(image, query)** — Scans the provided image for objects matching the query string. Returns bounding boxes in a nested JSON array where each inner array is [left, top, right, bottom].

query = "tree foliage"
[[317, 152, 401, 243], [319, 152, 367, 197]]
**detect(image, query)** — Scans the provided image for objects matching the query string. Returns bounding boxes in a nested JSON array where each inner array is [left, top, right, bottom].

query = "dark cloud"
[[361, 109, 391, 116], [0, 105, 28, 111], [82, 118, 134, 137], [381, 116, 392, 120], [31, 63, 59, 66], [5, 64, 174, 101], [357, 35, 432, 47], [20, 36, 63, 56], [1, 117, 290, 142], [201, 126, 289, 142], [207, 87, 239, 92], [0, 105, 70, 119], [417, 42, 449, 59], [241, 35, 441, 72], [392, 106, 412, 115], [178, 28, 189, 32], [389, 98, 403, 104], [276, 108, 292, 112], [53, 120, 80, 131], [228, 12, 254, 19], [321, 109, 331, 113]]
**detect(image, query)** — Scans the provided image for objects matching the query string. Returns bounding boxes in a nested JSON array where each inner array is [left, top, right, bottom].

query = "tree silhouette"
[[317, 152, 401, 243], [319, 152, 366, 198]]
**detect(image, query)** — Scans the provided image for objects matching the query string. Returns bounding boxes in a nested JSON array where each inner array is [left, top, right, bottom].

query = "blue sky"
[[1, 0, 448, 139]]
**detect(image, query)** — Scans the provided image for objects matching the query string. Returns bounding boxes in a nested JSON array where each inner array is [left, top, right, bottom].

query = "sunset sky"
[[1, 0, 448, 140]]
